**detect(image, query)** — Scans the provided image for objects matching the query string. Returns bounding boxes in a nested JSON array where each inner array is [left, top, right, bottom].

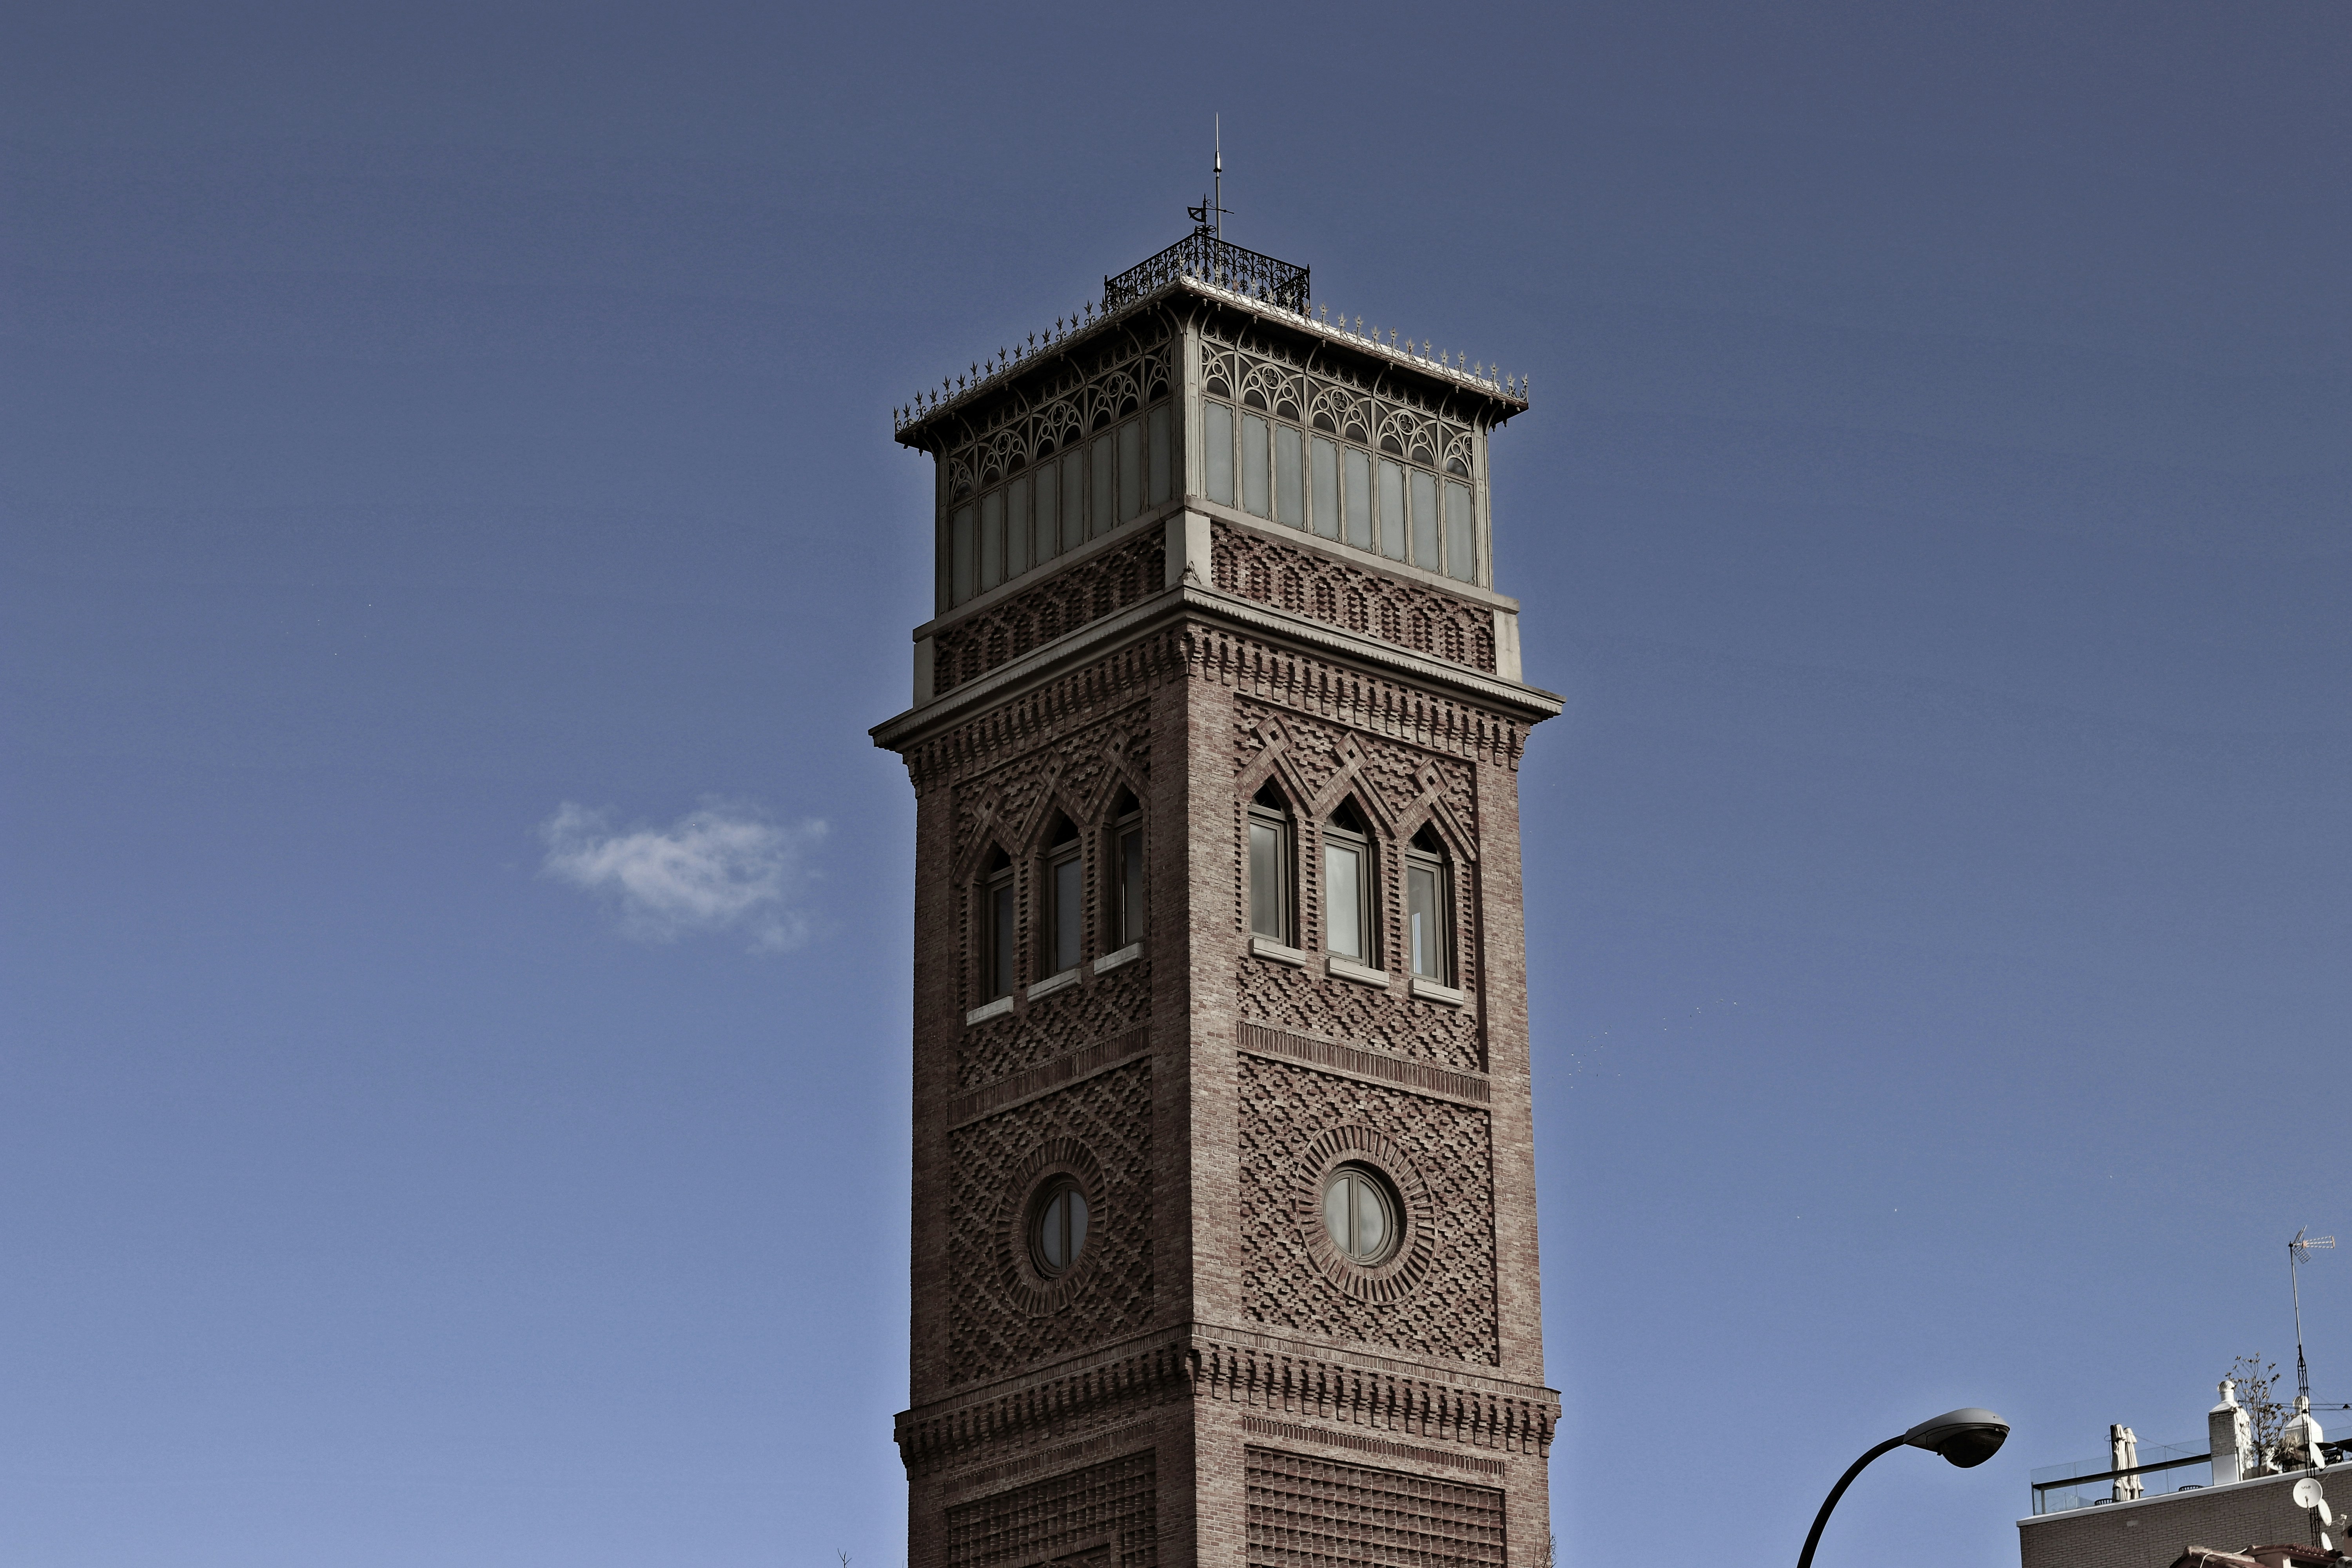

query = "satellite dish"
[[2293, 1477, 2326, 1511]]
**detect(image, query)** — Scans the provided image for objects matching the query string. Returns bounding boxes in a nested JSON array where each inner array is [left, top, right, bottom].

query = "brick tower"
[[874, 229, 1562, 1568]]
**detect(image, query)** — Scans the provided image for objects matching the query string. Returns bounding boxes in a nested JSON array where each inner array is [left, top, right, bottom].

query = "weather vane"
[[1187, 114, 1230, 241]]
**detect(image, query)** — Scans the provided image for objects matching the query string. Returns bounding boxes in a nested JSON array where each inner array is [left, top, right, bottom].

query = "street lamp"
[[1795, 1408, 2010, 1568]]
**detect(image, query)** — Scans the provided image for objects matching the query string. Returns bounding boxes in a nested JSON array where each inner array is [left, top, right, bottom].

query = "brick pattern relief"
[[1181, 624, 1527, 773], [1212, 522, 1495, 673], [951, 1060, 1154, 1383], [1245, 1448, 1504, 1568], [1235, 700, 1481, 1072], [960, 958, 1152, 1090], [936, 530, 1168, 693], [947, 1450, 1157, 1568], [1237, 1056, 1497, 1365]]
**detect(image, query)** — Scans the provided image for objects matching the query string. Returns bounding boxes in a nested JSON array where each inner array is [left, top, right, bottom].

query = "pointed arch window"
[[1043, 818, 1083, 976], [1322, 803, 1376, 965], [1111, 790, 1145, 949], [1405, 827, 1452, 985], [981, 848, 1016, 1000], [1247, 784, 1293, 944]]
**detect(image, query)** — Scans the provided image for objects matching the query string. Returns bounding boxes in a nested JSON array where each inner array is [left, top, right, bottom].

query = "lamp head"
[[1903, 1408, 2011, 1468]]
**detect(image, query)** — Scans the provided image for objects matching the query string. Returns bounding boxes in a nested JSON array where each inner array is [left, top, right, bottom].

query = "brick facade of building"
[[875, 257, 1563, 1568]]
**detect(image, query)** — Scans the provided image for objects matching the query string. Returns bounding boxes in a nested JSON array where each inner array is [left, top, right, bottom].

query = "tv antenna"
[[2291, 1228, 2335, 1402], [1187, 115, 1230, 241]]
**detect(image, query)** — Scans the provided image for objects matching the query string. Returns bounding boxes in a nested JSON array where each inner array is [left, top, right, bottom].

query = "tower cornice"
[[869, 578, 1563, 761]]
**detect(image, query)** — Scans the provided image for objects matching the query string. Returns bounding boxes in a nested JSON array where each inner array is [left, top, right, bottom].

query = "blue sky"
[[4, 3, 2346, 1564]]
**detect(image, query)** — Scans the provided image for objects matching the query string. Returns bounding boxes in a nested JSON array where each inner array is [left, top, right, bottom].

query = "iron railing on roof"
[[1104, 230, 1309, 314]]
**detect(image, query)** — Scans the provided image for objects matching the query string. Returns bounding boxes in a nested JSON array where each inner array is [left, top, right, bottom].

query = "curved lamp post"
[[1795, 1408, 2010, 1568]]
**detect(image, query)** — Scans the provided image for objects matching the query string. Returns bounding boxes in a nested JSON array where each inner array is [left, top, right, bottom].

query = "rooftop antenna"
[[1187, 118, 1231, 242], [2291, 1227, 2336, 1402]]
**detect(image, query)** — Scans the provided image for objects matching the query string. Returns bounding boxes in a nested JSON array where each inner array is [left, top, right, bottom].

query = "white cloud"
[[538, 799, 827, 953]]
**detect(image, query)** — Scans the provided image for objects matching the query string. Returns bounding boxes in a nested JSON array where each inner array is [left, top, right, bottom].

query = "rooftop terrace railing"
[[1104, 229, 1309, 314], [2029, 1443, 2210, 1515]]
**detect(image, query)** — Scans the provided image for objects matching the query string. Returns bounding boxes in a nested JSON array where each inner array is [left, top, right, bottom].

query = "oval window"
[[1031, 1178, 1090, 1276], [1322, 1165, 1399, 1266]]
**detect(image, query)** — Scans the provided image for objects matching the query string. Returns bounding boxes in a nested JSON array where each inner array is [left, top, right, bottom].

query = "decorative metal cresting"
[[892, 231, 1531, 437], [1103, 229, 1310, 315]]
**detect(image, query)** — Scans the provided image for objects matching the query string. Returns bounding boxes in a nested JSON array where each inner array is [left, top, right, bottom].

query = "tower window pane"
[[951, 505, 976, 605], [1033, 1180, 1089, 1276], [1343, 448, 1372, 550], [1274, 423, 1303, 529], [1408, 859, 1445, 981], [1410, 468, 1439, 571], [1242, 413, 1270, 518], [1006, 475, 1031, 579], [1090, 432, 1114, 537], [1206, 402, 1234, 505], [987, 875, 1015, 999], [1051, 851, 1083, 973], [1034, 459, 1058, 562], [1322, 1166, 1398, 1265], [980, 490, 1005, 591], [1323, 838, 1364, 961], [1248, 812, 1289, 941], [1119, 419, 1142, 521], [1377, 459, 1406, 560], [1444, 479, 1475, 583], [1061, 450, 1087, 554], [1148, 404, 1172, 505], [1311, 437, 1339, 539], [1117, 822, 1144, 946]]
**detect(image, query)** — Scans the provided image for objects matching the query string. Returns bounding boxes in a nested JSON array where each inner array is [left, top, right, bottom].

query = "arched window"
[[1247, 783, 1292, 944], [1406, 827, 1452, 985], [1110, 789, 1145, 949], [981, 848, 1015, 1000], [1042, 817, 1082, 976], [1322, 802, 1376, 965]]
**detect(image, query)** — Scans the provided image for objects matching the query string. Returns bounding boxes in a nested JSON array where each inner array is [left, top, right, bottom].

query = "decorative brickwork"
[[900, 631, 1188, 791], [955, 708, 1150, 878], [896, 1335, 1198, 1477], [948, 1450, 1158, 1568], [950, 1060, 1154, 1383], [936, 530, 1169, 692], [1182, 624, 1526, 771], [1237, 961, 1479, 1074], [1196, 1336, 1553, 1457], [1237, 1023, 1487, 1106], [1212, 522, 1495, 672], [960, 957, 1152, 1089], [1239, 704, 1477, 846], [1243, 1447, 1504, 1568], [1236, 1056, 1497, 1364]]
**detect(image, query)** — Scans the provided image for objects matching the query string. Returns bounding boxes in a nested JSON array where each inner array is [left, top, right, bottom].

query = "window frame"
[[1321, 813, 1376, 965], [1029, 1175, 1090, 1278], [1043, 829, 1083, 976], [1198, 392, 1486, 587], [1322, 1163, 1401, 1267], [981, 857, 1017, 1001], [1112, 804, 1145, 949], [1247, 797, 1294, 944], [1404, 842, 1452, 985]]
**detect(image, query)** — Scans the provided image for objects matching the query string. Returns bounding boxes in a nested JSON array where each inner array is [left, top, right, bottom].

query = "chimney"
[[2211, 1379, 2253, 1485]]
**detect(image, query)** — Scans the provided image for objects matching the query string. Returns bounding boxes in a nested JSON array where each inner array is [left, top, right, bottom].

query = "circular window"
[[1321, 1164, 1399, 1266], [1029, 1177, 1090, 1277]]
